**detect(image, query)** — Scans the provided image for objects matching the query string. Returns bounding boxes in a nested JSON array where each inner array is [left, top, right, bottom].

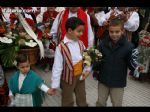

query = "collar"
[[63, 35, 78, 44], [69, 10, 77, 15], [104, 35, 127, 48], [20, 72, 27, 78]]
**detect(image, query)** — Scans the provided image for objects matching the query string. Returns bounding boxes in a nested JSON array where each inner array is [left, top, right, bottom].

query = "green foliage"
[[0, 46, 17, 67], [0, 36, 20, 67]]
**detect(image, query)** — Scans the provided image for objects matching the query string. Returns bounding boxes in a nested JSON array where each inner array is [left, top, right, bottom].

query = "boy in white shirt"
[[50, 17, 91, 106]]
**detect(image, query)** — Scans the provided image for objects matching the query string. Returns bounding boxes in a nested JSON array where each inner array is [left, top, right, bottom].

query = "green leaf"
[[0, 45, 18, 67]]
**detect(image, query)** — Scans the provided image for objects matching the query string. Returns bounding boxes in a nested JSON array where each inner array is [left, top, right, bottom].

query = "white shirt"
[[1, 7, 11, 23], [55, 7, 65, 12], [33, 7, 47, 24], [51, 36, 91, 89], [9, 72, 49, 96], [24, 13, 33, 20], [50, 10, 94, 48], [95, 11, 107, 26], [124, 11, 139, 31]]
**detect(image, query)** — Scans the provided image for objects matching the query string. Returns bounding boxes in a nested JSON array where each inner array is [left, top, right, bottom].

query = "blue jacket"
[[98, 36, 136, 88]]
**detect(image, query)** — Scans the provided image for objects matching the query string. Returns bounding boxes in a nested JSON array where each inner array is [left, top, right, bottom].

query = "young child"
[[95, 18, 144, 106], [8, 54, 52, 107], [50, 17, 91, 106]]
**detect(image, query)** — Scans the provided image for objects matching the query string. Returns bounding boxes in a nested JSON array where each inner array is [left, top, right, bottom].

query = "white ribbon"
[[15, 7, 44, 58]]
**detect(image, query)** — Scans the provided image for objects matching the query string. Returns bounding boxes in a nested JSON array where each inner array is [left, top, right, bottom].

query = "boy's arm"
[[37, 46, 63, 95], [127, 48, 144, 73], [127, 48, 138, 71], [39, 83, 49, 93], [51, 46, 63, 89]]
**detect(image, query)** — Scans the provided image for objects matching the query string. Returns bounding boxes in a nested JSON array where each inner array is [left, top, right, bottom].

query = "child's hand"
[[80, 71, 90, 80], [47, 88, 56, 96]]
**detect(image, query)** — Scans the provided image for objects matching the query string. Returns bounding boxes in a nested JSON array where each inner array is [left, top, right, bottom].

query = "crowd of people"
[[0, 7, 149, 107]]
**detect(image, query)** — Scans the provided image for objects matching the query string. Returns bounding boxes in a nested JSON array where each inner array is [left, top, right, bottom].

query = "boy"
[[105, 7, 139, 42], [8, 54, 52, 107], [96, 18, 143, 106], [50, 17, 91, 106]]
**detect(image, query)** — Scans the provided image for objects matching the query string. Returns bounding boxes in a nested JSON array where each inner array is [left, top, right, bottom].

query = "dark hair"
[[65, 17, 85, 31], [109, 17, 124, 28], [16, 54, 29, 66]]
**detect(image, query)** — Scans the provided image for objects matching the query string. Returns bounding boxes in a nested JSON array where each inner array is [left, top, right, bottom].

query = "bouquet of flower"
[[137, 30, 150, 73], [0, 22, 38, 67], [79, 47, 103, 80]]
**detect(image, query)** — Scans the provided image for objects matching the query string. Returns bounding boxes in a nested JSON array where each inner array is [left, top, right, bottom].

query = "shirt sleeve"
[[39, 83, 50, 93], [49, 12, 62, 38], [86, 14, 94, 48], [51, 46, 63, 89], [124, 12, 140, 32], [130, 48, 139, 69], [95, 12, 107, 26], [105, 11, 111, 20], [127, 48, 139, 71]]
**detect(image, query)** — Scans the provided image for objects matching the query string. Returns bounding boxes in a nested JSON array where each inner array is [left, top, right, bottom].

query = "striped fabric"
[[130, 48, 139, 69], [57, 11, 65, 43], [59, 40, 84, 85]]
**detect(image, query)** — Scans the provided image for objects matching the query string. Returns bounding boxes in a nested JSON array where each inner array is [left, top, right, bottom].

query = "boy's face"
[[109, 25, 124, 42], [68, 25, 84, 41], [18, 60, 30, 75]]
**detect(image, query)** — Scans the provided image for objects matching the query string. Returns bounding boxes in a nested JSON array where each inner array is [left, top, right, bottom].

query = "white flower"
[[9, 32, 12, 35], [13, 34, 18, 37], [84, 60, 91, 66], [83, 52, 88, 57], [0, 37, 13, 44], [5, 34, 16, 39], [95, 49, 100, 54], [25, 40, 37, 47], [13, 60, 17, 66], [85, 56, 92, 62], [97, 53, 102, 57]]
